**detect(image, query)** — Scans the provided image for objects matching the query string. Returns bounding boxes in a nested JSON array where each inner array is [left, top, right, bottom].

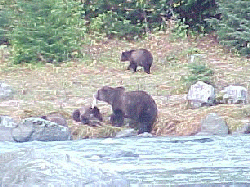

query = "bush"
[[183, 62, 214, 87], [171, 0, 218, 33], [0, 9, 9, 45], [83, 0, 171, 39], [206, 0, 250, 57], [7, 0, 85, 64]]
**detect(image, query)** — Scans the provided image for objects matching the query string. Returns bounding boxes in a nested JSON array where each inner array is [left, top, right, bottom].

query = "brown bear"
[[94, 86, 157, 134], [121, 49, 153, 74], [41, 113, 68, 127], [72, 106, 103, 127]]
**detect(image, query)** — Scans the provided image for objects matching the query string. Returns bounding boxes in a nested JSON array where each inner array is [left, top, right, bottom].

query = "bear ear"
[[72, 109, 81, 122], [129, 50, 135, 54], [101, 86, 112, 92], [115, 86, 125, 91], [92, 106, 103, 122], [41, 116, 47, 120]]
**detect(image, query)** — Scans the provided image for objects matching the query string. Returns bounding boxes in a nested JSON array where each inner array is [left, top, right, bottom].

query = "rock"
[[138, 132, 153, 137], [0, 115, 17, 128], [188, 54, 207, 64], [11, 121, 33, 142], [0, 82, 14, 100], [197, 113, 229, 136], [12, 118, 71, 142], [222, 85, 247, 104], [187, 81, 215, 108], [233, 122, 250, 135], [41, 113, 68, 127], [0, 116, 17, 141], [115, 129, 137, 138]]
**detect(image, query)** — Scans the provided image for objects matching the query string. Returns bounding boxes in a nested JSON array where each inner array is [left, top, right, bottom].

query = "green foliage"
[[171, 0, 218, 34], [83, 0, 171, 39], [88, 10, 142, 40], [206, 0, 250, 57], [171, 18, 189, 38], [6, 0, 85, 64], [0, 8, 9, 44], [183, 62, 214, 87]]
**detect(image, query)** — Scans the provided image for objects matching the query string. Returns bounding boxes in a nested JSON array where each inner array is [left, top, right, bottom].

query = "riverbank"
[[0, 33, 250, 139]]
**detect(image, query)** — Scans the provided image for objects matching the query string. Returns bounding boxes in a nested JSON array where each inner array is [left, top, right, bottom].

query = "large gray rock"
[[12, 118, 71, 142], [197, 113, 229, 136], [116, 129, 137, 138], [0, 116, 17, 141], [0, 82, 14, 100], [187, 81, 215, 108], [232, 122, 250, 135], [188, 54, 207, 64], [0, 115, 17, 127], [222, 85, 247, 104], [41, 112, 68, 127]]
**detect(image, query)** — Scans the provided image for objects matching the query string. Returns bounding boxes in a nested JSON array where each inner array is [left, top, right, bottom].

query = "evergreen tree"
[[172, 0, 218, 33], [207, 0, 250, 56], [6, 0, 85, 64]]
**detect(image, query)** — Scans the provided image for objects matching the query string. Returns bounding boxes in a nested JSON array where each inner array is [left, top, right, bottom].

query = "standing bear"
[[94, 86, 157, 134], [121, 49, 153, 74]]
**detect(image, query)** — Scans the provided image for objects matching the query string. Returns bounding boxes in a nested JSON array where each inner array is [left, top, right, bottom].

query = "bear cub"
[[72, 106, 103, 127]]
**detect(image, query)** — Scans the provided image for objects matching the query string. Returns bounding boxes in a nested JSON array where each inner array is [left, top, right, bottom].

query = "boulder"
[[0, 115, 17, 128], [187, 81, 215, 108], [222, 85, 247, 104], [12, 118, 71, 142], [197, 113, 229, 136], [11, 121, 33, 142], [115, 129, 137, 138], [41, 113, 68, 127], [0, 82, 14, 100], [188, 54, 207, 64], [0, 116, 17, 141], [232, 122, 250, 135]]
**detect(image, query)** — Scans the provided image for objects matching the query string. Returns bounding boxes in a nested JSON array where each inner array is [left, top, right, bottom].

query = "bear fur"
[[41, 113, 68, 127], [121, 49, 153, 74], [72, 106, 103, 127], [94, 86, 157, 134]]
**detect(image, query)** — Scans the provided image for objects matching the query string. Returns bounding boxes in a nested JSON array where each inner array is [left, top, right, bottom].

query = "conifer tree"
[[207, 0, 250, 56]]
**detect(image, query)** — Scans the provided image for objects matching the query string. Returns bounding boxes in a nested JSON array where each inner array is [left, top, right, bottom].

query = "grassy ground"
[[0, 32, 250, 139]]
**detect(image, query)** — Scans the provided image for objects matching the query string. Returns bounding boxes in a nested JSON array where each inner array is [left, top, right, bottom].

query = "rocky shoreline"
[[1, 80, 250, 142]]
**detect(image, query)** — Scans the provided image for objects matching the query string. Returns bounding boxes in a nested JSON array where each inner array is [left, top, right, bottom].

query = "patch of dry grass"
[[0, 33, 250, 138]]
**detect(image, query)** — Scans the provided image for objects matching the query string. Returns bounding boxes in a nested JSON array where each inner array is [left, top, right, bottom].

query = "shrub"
[[7, 0, 85, 64], [0, 9, 9, 45], [83, 0, 171, 39], [172, 0, 218, 32], [206, 0, 250, 57], [183, 62, 214, 87]]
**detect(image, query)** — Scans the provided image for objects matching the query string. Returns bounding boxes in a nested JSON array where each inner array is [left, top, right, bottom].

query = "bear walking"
[[121, 49, 153, 74]]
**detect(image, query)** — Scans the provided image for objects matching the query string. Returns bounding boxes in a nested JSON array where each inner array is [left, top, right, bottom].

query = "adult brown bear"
[[94, 86, 157, 134], [121, 49, 153, 74]]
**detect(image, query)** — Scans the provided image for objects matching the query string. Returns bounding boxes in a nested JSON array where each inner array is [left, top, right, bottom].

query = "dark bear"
[[41, 113, 68, 127], [121, 49, 153, 74], [94, 86, 157, 134], [72, 106, 103, 127]]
